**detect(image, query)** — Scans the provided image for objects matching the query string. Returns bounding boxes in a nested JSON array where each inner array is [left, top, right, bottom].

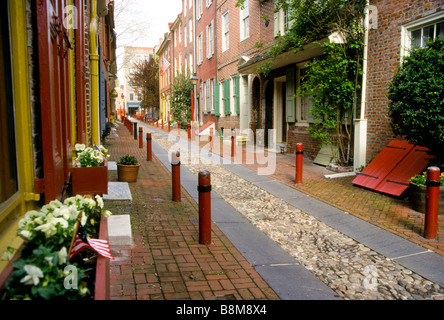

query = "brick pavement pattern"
[[158, 121, 444, 256], [105, 125, 279, 300]]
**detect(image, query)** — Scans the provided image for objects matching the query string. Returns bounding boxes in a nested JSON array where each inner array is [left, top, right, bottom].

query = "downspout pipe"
[[90, 0, 100, 146], [353, 1, 370, 170]]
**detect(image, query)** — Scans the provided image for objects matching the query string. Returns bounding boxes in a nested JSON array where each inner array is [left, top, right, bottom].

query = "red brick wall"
[[195, 0, 217, 122], [365, 0, 444, 162]]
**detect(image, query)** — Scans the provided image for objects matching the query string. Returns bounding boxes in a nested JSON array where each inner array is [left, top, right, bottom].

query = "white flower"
[[95, 195, 104, 209], [49, 199, 63, 208], [80, 213, 87, 226], [1, 247, 16, 261], [58, 247, 68, 265], [34, 213, 68, 238], [75, 143, 86, 152], [18, 230, 32, 240], [64, 196, 77, 206], [20, 265, 44, 286], [45, 256, 54, 267], [103, 210, 112, 218]]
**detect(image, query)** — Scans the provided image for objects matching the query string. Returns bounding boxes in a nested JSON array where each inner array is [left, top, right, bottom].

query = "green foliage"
[[409, 171, 444, 187], [388, 37, 444, 168], [169, 69, 193, 126], [301, 38, 363, 165], [118, 154, 138, 165]]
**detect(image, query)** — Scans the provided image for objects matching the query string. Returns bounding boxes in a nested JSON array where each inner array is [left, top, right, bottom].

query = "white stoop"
[[108, 215, 133, 246]]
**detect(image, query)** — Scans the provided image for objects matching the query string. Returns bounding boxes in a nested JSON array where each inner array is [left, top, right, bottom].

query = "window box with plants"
[[70, 144, 110, 195], [409, 172, 444, 215], [117, 154, 140, 183], [0, 195, 113, 300]]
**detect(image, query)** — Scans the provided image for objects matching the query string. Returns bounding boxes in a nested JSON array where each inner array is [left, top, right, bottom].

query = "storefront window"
[[0, 5, 18, 204]]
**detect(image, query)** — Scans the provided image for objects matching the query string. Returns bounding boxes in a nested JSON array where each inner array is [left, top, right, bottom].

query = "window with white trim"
[[206, 20, 214, 58], [402, 13, 444, 56], [222, 11, 229, 51], [206, 0, 212, 8], [197, 0, 203, 19], [240, 0, 249, 40], [184, 25, 187, 47], [197, 33, 203, 65], [189, 19, 193, 44], [274, 3, 293, 37], [190, 53, 193, 74]]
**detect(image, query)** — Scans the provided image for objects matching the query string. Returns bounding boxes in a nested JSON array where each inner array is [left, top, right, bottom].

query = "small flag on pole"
[[69, 217, 114, 261], [161, 57, 170, 74]]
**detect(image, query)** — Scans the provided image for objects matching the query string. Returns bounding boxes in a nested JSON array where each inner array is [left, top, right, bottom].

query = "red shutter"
[[353, 140, 433, 197], [37, 0, 71, 202]]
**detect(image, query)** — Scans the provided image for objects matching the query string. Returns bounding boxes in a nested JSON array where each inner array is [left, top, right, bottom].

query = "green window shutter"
[[235, 75, 240, 115], [286, 66, 296, 122], [215, 82, 220, 116], [224, 79, 231, 115]]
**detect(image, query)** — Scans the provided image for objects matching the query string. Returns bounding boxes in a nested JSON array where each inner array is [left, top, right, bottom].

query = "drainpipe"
[[353, 1, 370, 171], [90, 0, 100, 146]]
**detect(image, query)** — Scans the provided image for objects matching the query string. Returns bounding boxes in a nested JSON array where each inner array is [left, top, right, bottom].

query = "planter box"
[[94, 215, 110, 300], [71, 164, 108, 195], [409, 184, 444, 215], [0, 217, 110, 300]]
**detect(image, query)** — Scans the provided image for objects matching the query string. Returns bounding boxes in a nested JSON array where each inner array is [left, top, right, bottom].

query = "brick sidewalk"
[[104, 124, 279, 300], [142, 121, 444, 256]]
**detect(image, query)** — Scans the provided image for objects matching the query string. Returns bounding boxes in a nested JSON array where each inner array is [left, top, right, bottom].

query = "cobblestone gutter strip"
[[149, 128, 444, 300]]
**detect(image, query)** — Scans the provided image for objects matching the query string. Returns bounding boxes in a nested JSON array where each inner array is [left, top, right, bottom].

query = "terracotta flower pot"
[[409, 183, 444, 215], [117, 163, 140, 182]]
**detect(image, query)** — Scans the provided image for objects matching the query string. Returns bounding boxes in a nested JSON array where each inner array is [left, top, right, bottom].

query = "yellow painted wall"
[[0, 0, 38, 273]]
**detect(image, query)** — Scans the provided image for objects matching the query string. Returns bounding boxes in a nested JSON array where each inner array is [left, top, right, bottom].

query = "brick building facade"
[[364, 0, 444, 163], [156, 0, 443, 165]]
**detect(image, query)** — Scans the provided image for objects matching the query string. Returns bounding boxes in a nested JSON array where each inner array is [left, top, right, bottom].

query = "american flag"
[[69, 223, 114, 261], [161, 57, 170, 74]]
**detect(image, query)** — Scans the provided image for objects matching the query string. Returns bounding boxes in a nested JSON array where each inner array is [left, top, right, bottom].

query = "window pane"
[[436, 22, 444, 38], [0, 6, 18, 204], [423, 25, 434, 46], [411, 29, 421, 48]]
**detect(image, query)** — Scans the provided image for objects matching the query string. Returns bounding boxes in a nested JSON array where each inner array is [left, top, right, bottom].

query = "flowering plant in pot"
[[0, 195, 112, 300], [74, 144, 109, 167], [409, 171, 444, 215], [71, 144, 110, 195], [117, 154, 140, 182]]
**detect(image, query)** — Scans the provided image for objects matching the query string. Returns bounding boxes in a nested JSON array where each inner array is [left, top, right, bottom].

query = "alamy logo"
[[63, 265, 78, 289], [63, 5, 78, 30], [366, 5, 378, 30]]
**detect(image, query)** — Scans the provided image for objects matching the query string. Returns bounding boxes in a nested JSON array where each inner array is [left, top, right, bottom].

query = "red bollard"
[[168, 120, 171, 132], [156, 119, 159, 127], [178, 121, 181, 135], [139, 127, 143, 148], [198, 170, 212, 245], [296, 143, 303, 184], [146, 133, 152, 161], [231, 129, 236, 158], [188, 123, 191, 140], [210, 128, 213, 152], [424, 166, 440, 239], [161, 119, 164, 130], [171, 151, 181, 202]]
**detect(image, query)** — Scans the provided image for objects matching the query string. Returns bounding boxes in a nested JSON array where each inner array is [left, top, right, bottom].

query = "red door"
[[37, 0, 68, 203]]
